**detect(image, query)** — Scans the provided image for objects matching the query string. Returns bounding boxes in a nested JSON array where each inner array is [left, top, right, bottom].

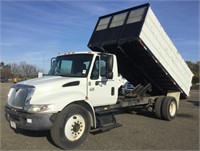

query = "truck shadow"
[[13, 129, 49, 137], [187, 100, 199, 107], [116, 109, 159, 120], [135, 110, 158, 119], [128, 110, 194, 120], [13, 129, 56, 146], [176, 113, 193, 118]]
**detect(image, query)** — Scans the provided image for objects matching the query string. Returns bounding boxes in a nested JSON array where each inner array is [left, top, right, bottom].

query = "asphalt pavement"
[[1, 83, 199, 150]]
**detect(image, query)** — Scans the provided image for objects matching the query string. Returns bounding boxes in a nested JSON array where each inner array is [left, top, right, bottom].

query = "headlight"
[[27, 104, 54, 113]]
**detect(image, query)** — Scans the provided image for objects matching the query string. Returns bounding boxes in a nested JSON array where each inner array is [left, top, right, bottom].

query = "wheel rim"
[[169, 101, 176, 117], [64, 114, 85, 141]]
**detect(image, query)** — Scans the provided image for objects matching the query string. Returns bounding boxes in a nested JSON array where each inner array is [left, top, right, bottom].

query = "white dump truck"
[[5, 3, 193, 149]]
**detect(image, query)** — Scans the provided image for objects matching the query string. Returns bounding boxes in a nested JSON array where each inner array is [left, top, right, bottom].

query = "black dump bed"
[[88, 3, 192, 98]]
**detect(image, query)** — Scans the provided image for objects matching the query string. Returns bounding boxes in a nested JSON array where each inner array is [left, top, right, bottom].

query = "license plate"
[[10, 121, 16, 129]]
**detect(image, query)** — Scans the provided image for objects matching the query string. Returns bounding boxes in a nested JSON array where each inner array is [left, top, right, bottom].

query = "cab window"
[[91, 57, 99, 80], [100, 56, 107, 77]]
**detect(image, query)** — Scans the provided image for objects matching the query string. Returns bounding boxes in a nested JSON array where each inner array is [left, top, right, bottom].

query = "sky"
[[0, 0, 199, 73]]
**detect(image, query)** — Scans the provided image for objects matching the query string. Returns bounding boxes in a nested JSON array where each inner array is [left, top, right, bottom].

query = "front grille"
[[7, 84, 35, 109], [8, 88, 28, 109]]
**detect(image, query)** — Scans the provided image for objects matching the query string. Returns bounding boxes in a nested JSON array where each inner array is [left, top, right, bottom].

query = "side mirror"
[[106, 55, 113, 79], [51, 58, 56, 67]]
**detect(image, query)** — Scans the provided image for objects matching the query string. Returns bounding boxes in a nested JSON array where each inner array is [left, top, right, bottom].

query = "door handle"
[[111, 87, 115, 96]]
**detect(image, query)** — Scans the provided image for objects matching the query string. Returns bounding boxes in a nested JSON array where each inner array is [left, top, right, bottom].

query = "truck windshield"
[[48, 54, 93, 77]]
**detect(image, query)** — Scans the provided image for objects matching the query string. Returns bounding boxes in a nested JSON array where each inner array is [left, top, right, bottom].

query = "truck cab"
[[5, 52, 122, 148], [48, 52, 119, 107]]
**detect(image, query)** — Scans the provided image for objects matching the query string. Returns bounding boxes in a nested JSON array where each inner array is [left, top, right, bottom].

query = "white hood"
[[15, 76, 87, 111], [19, 76, 83, 96]]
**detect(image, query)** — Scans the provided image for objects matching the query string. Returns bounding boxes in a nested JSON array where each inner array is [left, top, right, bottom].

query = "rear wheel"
[[155, 96, 165, 119], [50, 104, 90, 149], [162, 97, 177, 120]]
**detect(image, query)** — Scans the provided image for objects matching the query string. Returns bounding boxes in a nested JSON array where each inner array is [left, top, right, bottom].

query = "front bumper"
[[4, 105, 54, 131]]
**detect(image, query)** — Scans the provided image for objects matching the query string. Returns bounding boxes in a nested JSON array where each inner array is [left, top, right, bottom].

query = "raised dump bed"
[[88, 3, 193, 99]]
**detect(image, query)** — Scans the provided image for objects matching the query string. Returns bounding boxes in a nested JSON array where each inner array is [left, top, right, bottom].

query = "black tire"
[[155, 96, 165, 119], [161, 96, 177, 121], [50, 104, 90, 149]]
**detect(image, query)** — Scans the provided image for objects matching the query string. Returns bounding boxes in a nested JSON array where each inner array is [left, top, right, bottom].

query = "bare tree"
[[10, 63, 20, 78], [20, 62, 41, 79], [1, 61, 43, 81], [0, 63, 11, 79]]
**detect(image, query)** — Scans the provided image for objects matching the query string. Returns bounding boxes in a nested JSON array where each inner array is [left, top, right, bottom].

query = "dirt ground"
[[0, 83, 199, 150]]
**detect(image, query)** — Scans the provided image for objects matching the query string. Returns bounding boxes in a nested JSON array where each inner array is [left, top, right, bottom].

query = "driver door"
[[87, 55, 117, 107]]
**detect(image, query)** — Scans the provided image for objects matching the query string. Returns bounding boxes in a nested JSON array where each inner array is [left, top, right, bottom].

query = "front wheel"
[[50, 104, 90, 149]]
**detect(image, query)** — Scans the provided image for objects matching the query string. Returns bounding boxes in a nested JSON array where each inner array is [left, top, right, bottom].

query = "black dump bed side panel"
[[88, 3, 186, 98]]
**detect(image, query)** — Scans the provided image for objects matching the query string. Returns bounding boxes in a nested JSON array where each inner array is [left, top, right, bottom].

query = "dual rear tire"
[[155, 96, 177, 120]]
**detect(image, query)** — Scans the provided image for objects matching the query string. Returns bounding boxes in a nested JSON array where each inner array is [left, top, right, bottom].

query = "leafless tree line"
[[1, 61, 43, 80]]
